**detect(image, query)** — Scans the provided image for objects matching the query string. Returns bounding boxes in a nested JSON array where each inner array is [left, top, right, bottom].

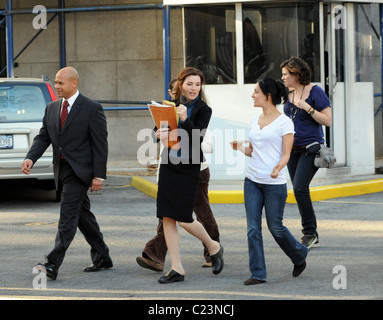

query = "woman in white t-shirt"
[[231, 78, 308, 285]]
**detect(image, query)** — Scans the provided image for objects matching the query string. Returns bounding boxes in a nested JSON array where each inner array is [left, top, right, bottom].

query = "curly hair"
[[280, 57, 312, 86]]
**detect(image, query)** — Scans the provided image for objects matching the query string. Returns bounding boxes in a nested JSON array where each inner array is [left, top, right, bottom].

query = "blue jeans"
[[287, 149, 319, 237], [244, 178, 308, 281]]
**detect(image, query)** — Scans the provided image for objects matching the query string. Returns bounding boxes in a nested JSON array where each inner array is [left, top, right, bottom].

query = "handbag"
[[314, 144, 336, 168]]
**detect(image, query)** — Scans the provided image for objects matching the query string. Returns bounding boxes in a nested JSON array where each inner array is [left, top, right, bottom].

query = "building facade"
[[165, 0, 381, 179], [1, 0, 382, 180]]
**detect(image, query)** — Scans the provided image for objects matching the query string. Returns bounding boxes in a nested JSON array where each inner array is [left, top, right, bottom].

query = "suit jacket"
[[154, 97, 212, 164], [26, 93, 108, 188]]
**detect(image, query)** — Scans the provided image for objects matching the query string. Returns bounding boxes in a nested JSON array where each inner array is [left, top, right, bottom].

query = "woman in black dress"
[[155, 67, 223, 283]]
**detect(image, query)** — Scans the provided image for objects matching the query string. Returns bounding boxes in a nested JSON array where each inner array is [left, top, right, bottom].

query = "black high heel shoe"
[[158, 270, 185, 284], [210, 245, 224, 275]]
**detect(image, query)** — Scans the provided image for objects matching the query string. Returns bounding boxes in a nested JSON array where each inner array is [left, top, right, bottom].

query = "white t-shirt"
[[246, 113, 294, 185]]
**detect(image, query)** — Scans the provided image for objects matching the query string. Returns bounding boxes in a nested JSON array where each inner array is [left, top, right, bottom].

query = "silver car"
[[0, 77, 58, 200]]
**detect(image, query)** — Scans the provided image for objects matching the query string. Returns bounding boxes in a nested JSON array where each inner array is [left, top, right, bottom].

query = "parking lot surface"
[[0, 179, 382, 305]]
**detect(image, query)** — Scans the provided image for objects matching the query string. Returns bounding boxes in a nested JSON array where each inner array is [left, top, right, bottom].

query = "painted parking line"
[[320, 200, 383, 205], [0, 287, 375, 300]]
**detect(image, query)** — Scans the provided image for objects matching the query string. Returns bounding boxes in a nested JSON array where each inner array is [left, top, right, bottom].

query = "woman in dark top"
[[155, 67, 223, 284], [280, 57, 332, 249]]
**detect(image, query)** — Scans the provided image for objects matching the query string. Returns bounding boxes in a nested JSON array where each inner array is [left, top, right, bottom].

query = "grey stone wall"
[[1, 0, 183, 161]]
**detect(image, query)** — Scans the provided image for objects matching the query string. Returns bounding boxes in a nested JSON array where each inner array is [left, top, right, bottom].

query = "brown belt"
[[292, 145, 306, 150]]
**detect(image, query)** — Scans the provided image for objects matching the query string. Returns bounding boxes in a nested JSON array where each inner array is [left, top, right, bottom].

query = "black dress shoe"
[[83, 257, 113, 272], [293, 261, 306, 277], [158, 270, 185, 284], [35, 262, 58, 280], [210, 245, 224, 275]]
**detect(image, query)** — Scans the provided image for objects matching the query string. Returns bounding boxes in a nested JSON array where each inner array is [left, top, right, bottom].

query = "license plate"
[[0, 134, 13, 149]]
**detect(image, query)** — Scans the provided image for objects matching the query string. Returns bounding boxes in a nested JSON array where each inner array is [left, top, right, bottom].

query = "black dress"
[[156, 97, 212, 223], [157, 162, 200, 223]]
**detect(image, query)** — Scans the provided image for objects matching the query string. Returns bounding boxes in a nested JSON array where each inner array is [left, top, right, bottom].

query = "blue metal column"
[[5, 0, 14, 77], [380, 4, 383, 151], [163, 6, 171, 99], [58, 0, 66, 68]]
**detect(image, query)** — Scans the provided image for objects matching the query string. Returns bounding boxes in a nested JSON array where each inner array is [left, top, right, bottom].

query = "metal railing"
[[97, 100, 150, 111], [374, 93, 383, 117]]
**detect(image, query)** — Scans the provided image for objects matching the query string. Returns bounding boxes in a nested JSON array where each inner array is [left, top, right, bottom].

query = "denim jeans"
[[244, 178, 308, 281], [287, 149, 319, 237]]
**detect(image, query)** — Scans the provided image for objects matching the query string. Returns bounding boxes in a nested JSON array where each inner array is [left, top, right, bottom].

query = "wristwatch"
[[307, 107, 315, 115]]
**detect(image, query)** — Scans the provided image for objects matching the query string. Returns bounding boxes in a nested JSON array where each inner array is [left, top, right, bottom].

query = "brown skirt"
[[156, 162, 200, 223]]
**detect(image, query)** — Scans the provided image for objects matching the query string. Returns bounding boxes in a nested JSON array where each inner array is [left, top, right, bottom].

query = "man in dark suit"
[[21, 67, 112, 280]]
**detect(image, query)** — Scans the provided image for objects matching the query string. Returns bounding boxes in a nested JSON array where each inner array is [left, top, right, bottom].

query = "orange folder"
[[148, 100, 180, 148]]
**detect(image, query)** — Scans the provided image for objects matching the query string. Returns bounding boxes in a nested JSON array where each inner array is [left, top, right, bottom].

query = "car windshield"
[[0, 83, 49, 122]]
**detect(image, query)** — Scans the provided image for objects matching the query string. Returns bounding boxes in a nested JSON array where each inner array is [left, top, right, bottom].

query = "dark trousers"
[[287, 149, 319, 237], [47, 160, 110, 267], [142, 167, 220, 264]]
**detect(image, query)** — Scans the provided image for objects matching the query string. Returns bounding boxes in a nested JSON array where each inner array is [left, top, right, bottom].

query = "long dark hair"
[[258, 78, 288, 105]]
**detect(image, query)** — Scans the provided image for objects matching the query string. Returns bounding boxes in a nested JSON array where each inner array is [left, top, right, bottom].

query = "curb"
[[131, 177, 383, 204], [131, 176, 158, 199], [305, 178, 383, 203]]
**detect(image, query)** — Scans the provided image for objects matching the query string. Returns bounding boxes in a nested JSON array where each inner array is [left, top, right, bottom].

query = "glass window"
[[184, 6, 236, 84], [0, 84, 47, 122], [243, 2, 321, 83], [354, 4, 372, 82]]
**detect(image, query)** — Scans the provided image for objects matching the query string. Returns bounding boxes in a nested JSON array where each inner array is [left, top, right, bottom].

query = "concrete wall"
[[1, 0, 183, 161]]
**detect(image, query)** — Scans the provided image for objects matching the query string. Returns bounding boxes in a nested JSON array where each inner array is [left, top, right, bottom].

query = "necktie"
[[60, 100, 69, 130], [60, 100, 69, 159]]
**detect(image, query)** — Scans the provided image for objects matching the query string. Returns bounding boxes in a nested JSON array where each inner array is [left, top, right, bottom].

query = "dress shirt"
[[61, 90, 79, 114]]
